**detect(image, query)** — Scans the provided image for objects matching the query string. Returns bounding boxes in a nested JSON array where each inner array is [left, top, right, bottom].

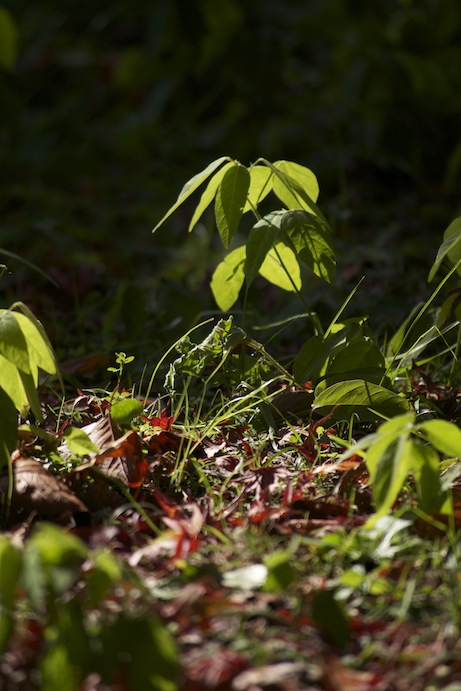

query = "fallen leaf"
[[0, 458, 88, 519], [232, 661, 306, 690]]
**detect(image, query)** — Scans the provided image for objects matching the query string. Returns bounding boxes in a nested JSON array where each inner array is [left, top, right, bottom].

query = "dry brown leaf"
[[0, 458, 88, 518], [72, 428, 147, 490], [232, 662, 306, 690]]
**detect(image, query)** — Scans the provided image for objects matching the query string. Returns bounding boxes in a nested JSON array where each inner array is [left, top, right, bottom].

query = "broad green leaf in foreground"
[[411, 440, 451, 514], [366, 434, 413, 521], [0, 310, 30, 373], [13, 311, 56, 378], [215, 163, 251, 248], [153, 156, 231, 232], [313, 379, 410, 421], [0, 354, 33, 417], [418, 418, 461, 458], [211, 246, 246, 311]]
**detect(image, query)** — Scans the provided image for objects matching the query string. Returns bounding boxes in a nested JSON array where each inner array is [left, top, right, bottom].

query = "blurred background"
[[2, 0, 461, 377]]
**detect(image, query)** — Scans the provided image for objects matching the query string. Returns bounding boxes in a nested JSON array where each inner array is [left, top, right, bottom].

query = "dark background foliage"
[[2, 0, 461, 368]]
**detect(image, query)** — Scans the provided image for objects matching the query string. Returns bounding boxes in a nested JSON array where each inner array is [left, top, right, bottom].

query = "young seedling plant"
[[154, 156, 461, 526]]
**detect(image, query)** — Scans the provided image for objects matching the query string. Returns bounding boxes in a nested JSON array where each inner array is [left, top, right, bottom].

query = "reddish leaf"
[[94, 430, 147, 490], [140, 409, 175, 430]]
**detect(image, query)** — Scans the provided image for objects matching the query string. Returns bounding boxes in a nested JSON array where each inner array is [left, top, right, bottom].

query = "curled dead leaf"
[[0, 457, 88, 519]]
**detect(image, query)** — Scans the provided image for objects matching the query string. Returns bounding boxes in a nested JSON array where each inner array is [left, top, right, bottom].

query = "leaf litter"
[[2, 371, 461, 690]]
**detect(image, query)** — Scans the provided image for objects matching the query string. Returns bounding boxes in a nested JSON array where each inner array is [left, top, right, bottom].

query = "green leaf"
[[281, 209, 336, 283], [0, 388, 17, 470], [86, 551, 123, 607], [26, 524, 88, 599], [243, 165, 273, 213], [0, 547, 19, 656], [100, 615, 178, 691], [215, 163, 250, 247], [411, 440, 450, 514], [211, 246, 246, 310], [0, 354, 30, 416], [10, 302, 58, 376], [272, 160, 319, 210], [63, 426, 100, 456], [367, 435, 413, 519], [0, 536, 22, 611], [244, 212, 282, 287], [293, 335, 327, 385], [259, 241, 301, 292], [263, 551, 294, 593], [18, 369, 43, 421], [188, 161, 234, 231], [266, 160, 323, 219], [110, 398, 144, 426], [418, 419, 461, 458], [0, 8, 18, 71], [311, 590, 350, 648], [0, 310, 30, 373], [153, 156, 231, 232], [313, 379, 410, 421], [324, 339, 386, 385], [428, 217, 461, 281]]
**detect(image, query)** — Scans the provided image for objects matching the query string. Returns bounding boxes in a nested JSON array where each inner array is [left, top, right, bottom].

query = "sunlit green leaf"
[[110, 398, 144, 426], [153, 156, 231, 232], [18, 369, 43, 421], [418, 418, 461, 458], [211, 245, 246, 310], [313, 379, 410, 421], [215, 163, 250, 247], [367, 435, 413, 519], [10, 302, 58, 376], [259, 241, 301, 291], [428, 217, 461, 281], [243, 165, 273, 213], [273, 160, 319, 209], [0, 354, 30, 416], [0, 310, 30, 373], [188, 161, 234, 231], [411, 440, 451, 514], [63, 426, 100, 456]]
